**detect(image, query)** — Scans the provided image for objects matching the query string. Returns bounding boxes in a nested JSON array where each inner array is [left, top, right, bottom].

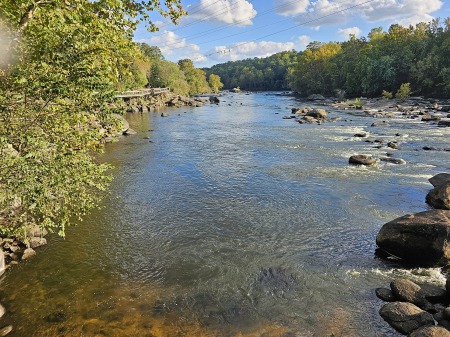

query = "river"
[[1, 92, 449, 336]]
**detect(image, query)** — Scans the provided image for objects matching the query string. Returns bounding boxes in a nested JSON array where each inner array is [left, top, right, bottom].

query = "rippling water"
[[1, 92, 449, 336]]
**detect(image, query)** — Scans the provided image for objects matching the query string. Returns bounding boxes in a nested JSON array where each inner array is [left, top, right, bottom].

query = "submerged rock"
[[255, 267, 297, 295], [380, 157, 406, 165], [0, 325, 12, 337], [371, 121, 390, 127], [376, 210, 450, 266], [379, 302, 434, 334]]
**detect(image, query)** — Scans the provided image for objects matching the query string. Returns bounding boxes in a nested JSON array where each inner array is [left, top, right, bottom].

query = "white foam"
[[371, 267, 446, 286]]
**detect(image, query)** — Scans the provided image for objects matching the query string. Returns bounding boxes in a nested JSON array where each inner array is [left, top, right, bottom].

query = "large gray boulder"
[[379, 302, 434, 334], [429, 173, 450, 188], [426, 184, 450, 209], [376, 210, 450, 266], [349, 155, 377, 166]]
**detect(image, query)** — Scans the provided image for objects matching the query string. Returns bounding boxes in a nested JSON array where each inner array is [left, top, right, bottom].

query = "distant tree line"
[[204, 51, 300, 91], [204, 19, 450, 98]]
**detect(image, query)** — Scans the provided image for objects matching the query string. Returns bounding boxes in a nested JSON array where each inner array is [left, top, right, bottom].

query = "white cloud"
[[338, 26, 362, 39], [275, 0, 310, 16], [212, 40, 296, 62], [396, 13, 434, 27], [289, 0, 443, 29], [140, 30, 207, 64], [190, 0, 257, 25], [298, 35, 311, 50]]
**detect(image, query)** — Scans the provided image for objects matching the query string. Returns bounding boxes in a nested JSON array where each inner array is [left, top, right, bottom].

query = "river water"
[[1, 92, 450, 336]]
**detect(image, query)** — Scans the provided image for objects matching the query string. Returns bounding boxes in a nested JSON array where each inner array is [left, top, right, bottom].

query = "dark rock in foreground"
[[349, 155, 377, 166], [375, 288, 396, 302], [410, 326, 450, 337], [379, 302, 434, 334], [429, 173, 450, 188], [390, 279, 434, 311], [376, 210, 450, 266], [426, 184, 450, 210]]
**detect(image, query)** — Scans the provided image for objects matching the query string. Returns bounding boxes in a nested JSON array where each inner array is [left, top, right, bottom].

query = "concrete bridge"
[[115, 87, 170, 100]]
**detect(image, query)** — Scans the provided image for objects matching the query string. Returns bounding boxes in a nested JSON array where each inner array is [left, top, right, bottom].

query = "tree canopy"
[[0, 1, 185, 239]]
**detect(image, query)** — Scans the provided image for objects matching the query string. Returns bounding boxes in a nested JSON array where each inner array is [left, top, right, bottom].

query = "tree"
[[178, 58, 210, 94], [0, 1, 185, 239], [208, 74, 223, 93]]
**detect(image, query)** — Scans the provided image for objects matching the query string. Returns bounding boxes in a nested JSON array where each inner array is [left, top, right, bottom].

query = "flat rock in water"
[[380, 157, 406, 165], [371, 121, 390, 127], [379, 302, 434, 334], [354, 133, 367, 137], [376, 210, 450, 266], [429, 173, 450, 188], [410, 326, 450, 337], [375, 288, 396, 302], [438, 120, 450, 127], [349, 155, 377, 166], [426, 184, 450, 210]]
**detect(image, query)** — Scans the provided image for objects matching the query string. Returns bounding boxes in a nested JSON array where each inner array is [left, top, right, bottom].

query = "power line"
[[193, 0, 377, 61], [155, 0, 224, 31], [158, 0, 306, 49], [155, 0, 248, 33]]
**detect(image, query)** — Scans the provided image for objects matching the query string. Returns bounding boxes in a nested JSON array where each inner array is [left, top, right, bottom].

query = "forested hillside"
[[205, 19, 450, 98], [205, 51, 300, 91]]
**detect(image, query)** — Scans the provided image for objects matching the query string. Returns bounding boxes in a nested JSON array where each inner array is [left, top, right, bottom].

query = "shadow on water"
[[1, 92, 449, 336]]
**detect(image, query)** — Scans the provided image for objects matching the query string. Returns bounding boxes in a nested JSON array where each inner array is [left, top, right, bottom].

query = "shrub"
[[395, 83, 411, 100], [382, 90, 393, 99]]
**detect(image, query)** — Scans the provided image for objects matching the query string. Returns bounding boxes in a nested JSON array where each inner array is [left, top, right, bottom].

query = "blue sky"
[[134, 0, 450, 67]]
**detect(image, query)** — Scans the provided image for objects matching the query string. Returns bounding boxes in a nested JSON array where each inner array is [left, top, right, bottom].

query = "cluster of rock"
[[1, 224, 48, 269], [331, 98, 450, 125], [375, 173, 450, 335], [377, 278, 450, 336], [426, 173, 450, 210], [284, 107, 341, 124], [376, 174, 450, 267], [123, 92, 207, 113]]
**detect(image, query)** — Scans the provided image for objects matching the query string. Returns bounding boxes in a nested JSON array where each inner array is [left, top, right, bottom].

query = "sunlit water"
[[1, 92, 449, 336]]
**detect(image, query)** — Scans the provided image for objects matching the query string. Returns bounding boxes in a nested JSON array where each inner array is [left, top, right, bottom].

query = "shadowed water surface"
[[1, 92, 449, 336]]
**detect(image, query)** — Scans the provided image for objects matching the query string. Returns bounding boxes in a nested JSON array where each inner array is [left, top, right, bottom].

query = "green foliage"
[[354, 97, 362, 107], [382, 90, 393, 99], [0, 0, 185, 239], [149, 60, 190, 96], [205, 50, 300, 91], [208, 74, 223, 93], [209, 19, 449, 98], [178, 59, 211, 95], [395, 83, 412, 100]]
